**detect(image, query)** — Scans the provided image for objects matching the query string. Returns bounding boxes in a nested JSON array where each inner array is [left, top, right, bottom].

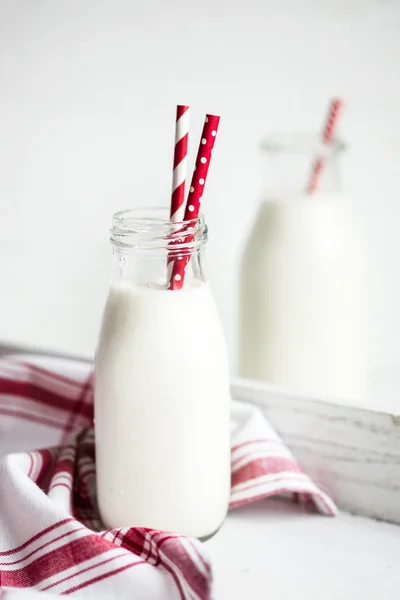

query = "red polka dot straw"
[[306, 98, 343, 194], [169, 114, 220, 290]]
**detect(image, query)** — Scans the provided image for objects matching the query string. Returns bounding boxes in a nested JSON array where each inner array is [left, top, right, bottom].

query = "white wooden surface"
[[208, 498, 400, 600], [232, 377, 400, 524]]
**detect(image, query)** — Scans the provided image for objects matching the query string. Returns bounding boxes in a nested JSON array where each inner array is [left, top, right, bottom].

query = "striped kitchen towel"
[[0, 356, 336, 599]]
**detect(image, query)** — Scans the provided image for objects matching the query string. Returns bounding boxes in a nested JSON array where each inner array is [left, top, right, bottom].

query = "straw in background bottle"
[[306, 98, 343, 194]]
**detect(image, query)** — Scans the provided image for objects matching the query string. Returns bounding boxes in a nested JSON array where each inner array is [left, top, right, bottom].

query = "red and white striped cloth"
[[0, 356, 336, 599]]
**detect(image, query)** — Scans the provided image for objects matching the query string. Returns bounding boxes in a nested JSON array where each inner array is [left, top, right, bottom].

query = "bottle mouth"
[[111, 207, 208, 252], [260, 132, 347, 155]]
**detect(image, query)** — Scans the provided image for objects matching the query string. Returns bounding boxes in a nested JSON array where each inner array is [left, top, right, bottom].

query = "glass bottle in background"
[[95, 208, 231, 539], [239, 135, 366, 403]]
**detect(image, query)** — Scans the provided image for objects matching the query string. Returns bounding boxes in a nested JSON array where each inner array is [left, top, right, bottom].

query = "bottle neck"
[[261, 134, 345, 198], [110, 208, 208, 289]]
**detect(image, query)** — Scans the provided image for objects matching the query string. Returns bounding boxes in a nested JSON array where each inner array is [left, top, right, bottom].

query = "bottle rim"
[[110, 207, 208, 253], [260, 132, 347, 156]]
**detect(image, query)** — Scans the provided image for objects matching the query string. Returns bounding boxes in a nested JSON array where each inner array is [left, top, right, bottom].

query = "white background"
[[1, 0, 400, 383]]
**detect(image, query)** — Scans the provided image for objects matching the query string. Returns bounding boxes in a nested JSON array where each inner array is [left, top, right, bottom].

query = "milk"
[[94, 281, 231, 539], [239, 197, 366, 402]]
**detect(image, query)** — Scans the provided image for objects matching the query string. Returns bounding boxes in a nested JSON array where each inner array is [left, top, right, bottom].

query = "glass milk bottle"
[[239, 135, 366, 403], [94, 208, 231, 539]]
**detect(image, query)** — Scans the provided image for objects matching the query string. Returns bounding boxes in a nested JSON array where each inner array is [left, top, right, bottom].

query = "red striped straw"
[[169, 114, 220, 290], [170, 105, 190, 222], [306, 98, 343, 194]]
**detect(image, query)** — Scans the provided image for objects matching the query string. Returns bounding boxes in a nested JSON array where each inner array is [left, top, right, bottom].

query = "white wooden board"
[[232, 377, 400, 524]]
